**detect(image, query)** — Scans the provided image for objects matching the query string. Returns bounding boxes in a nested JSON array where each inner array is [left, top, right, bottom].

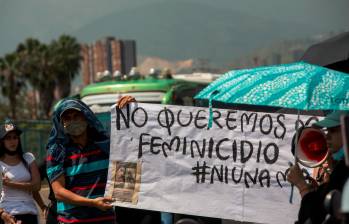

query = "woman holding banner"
[[287, 111, 349, 224]]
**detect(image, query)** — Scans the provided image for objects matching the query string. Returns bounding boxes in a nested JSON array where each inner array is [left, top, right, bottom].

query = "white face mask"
[[64, 120, 88, 136]]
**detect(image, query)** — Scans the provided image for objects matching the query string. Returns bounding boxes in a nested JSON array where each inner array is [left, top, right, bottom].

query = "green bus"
[[80, 75, 208, 128]]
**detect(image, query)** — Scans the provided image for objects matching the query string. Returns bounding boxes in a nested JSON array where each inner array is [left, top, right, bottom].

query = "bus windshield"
[[79, 75, 213, 128]]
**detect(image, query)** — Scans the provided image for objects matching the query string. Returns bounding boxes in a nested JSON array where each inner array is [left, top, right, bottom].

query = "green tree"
[[51, 35, 81, 99], [17, 38, 55, 119], [1, 35, 82, 119], [0, 53, 25, 119]]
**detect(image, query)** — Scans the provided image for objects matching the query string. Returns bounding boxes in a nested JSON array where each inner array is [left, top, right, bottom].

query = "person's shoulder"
[[23, 152, 35, 158], [48, 142, 67, 154], [23, 152, 35, 164]]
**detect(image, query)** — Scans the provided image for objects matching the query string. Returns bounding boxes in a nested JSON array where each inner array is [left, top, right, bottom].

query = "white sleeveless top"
[[0, 152, 38, 215]]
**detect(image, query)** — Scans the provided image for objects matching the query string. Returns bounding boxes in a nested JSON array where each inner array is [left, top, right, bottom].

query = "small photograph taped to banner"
[[108, 160, 141, 204]]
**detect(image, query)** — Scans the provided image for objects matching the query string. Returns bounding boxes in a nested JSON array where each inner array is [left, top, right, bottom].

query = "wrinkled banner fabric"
[[105, 103, 319, 224]]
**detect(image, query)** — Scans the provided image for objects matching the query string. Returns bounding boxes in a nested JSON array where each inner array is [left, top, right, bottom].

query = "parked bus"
[[80, 74, 211, 129]]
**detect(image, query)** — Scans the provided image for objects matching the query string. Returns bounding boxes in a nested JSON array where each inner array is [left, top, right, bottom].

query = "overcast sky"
[[1, 0, 348, 58]]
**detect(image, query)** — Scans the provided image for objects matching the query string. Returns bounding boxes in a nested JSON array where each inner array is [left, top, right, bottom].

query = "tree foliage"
[[51, 35, 82, 99], [0, 53, 26, 119], [0, 35, 81, 120]]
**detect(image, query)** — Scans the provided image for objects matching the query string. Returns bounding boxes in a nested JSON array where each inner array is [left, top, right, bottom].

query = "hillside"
[[73, 0, 323, 66]]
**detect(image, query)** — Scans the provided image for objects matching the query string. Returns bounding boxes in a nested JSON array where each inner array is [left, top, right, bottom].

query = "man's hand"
[[92, 197, 114, 211], [117, 96, 136, 109], [287, 163, 307, 188], [52, 176, 114, 210], [287, 163, 313, 197]]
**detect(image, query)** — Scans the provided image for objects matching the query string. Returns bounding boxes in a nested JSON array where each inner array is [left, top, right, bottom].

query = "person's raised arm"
[[51, 174, 113, 211]]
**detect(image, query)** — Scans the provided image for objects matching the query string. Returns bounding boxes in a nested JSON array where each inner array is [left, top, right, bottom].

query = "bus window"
[[172, 85, 206, 106]]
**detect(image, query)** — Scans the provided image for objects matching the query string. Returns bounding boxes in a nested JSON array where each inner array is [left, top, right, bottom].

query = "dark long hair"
[[0, 132, 29, 169]]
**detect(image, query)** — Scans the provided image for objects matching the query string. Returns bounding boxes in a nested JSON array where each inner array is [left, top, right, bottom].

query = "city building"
[[81, 37, 137, 85]]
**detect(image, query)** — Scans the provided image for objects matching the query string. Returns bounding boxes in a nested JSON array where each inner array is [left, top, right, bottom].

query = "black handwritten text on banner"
[[105, 103, 319, 224]]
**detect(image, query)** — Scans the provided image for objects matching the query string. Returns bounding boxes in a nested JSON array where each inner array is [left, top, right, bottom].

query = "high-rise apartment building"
[[81, 37, 137, 85]]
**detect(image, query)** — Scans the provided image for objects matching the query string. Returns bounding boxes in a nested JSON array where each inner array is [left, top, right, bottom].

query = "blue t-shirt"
[[47, 141, 115, 224]]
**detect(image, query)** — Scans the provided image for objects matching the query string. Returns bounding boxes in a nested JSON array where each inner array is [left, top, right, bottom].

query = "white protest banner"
[[105, 103, 320, 224]]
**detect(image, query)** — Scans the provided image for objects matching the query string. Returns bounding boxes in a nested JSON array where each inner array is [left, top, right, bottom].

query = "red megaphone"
[[296, 127, 329, 168]]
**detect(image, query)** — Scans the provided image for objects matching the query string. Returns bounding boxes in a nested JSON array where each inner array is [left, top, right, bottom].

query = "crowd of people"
[[0, 96, 348, 224]]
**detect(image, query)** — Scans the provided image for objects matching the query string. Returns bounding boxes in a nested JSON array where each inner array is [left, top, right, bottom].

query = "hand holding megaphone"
[[287, 163, 306, 186], [287, 163, 311, 197], [288, 127, 329, 199]]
